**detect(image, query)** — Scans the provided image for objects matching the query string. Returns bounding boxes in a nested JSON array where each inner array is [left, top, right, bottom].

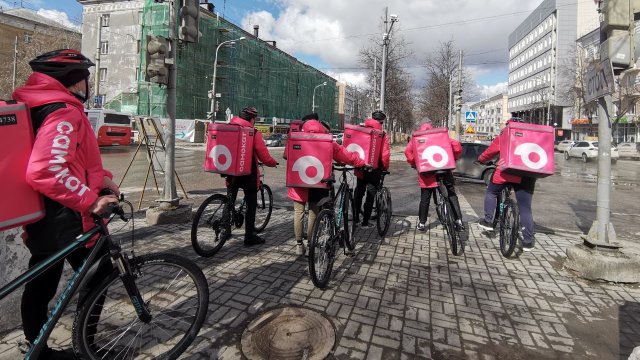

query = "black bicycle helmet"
[[239, 107, 258, 120], [372, 110, 386, 121], [29, 49, 95, 87]]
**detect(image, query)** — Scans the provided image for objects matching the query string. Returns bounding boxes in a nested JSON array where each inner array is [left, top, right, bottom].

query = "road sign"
[[465, 125, 475, 134], [465, 111, 477, 122], [585, 59, 615, 103]]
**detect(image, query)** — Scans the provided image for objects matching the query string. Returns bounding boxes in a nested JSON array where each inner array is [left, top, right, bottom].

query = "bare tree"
[[0, 27, 81, 99], [418, 40, 476, 128], [359, 25, 414, 143]]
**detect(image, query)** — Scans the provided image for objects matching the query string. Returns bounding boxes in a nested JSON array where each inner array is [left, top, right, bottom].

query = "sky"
[[0, 0, 600, 101]]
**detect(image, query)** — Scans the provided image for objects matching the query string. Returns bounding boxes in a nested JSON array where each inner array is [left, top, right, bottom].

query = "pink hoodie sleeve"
[[450, 139, 462, 160], [26, 107, 99, 213], [333, 142, 364, 167], [381, 133, 391, 170], [479, 136, 500, 164], [404, 141, 415, 167], [253, 132, 278, 167]]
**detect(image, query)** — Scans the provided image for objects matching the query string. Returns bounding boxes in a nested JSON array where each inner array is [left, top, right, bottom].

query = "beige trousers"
[[293, 201, 320, 242]]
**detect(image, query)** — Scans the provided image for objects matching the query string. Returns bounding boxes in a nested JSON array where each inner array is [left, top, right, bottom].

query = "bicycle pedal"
[[345, 250, 355, 257]]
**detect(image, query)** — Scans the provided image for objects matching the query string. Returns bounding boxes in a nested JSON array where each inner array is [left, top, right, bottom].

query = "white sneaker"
[[296, 243, 306, 256], [416, 222, 426, 231]]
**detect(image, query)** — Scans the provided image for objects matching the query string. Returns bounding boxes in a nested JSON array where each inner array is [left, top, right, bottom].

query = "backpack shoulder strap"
[[30, 102, 66, 135]]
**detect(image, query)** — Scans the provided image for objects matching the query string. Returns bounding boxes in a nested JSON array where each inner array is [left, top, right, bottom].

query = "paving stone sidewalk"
[[1, 197, 639, 359]]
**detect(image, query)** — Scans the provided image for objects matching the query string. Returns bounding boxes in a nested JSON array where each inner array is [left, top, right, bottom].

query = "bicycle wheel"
[[447, 205, 464, 256], [435, 192, 446, 226], [308, 209, 337, 289], [499, 198, 519, 257], [254, 184, 273, 232], [191, 194, 230, 257], [343, 189, 358, 251], [72, 253, 209, 360], [376, 187, 393, 236]]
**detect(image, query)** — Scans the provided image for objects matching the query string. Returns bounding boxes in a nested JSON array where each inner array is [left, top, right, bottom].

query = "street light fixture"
[[312, 81, 327, 112], [380, 14, 398, 113], [208, 36, 246, 121]]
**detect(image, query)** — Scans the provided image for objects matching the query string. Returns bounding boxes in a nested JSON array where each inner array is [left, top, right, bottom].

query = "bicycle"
[[191, 163, 273, 257], [491, 183, 521, 257], [433, 171, 465, 256], [372, 170, 393, 236], [308, 165, 359, 289], [0, 194, 209, 360]]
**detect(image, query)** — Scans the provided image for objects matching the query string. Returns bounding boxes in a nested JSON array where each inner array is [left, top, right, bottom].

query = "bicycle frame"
[[0, 212, 151, 360], [492, 185, 514, 228]]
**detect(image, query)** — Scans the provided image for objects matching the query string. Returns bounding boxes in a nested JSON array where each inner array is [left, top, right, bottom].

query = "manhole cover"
[[241, 306, 335, 360]]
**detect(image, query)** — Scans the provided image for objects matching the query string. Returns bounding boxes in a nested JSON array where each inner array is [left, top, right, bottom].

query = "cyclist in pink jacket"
[[12, 49, 118, 359], [405, 121, 463, 231], [354, 110, 391, 229], [223, 107, 278, 246], [285, 113, 364, 256]]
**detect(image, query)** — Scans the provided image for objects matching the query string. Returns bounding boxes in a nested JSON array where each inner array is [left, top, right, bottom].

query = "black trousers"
[[354, 170, 381, 225], [22, 198, 112, 351], [227, 175, 258, 239]]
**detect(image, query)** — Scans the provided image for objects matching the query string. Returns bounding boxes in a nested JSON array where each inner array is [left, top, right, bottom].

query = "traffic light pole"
[[161, 0, 179, 208]]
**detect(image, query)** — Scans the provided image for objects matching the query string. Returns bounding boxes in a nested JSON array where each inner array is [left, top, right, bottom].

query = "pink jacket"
[[227, 117, 277, 186], [286, 120, 364, 202], [478, 133, 521, 185], [355, 118, 391, 179], [404, 123, 462, 188], [13, 72, 113, 235]]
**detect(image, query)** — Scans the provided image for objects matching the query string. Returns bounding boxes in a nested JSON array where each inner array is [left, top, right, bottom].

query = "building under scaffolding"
[[80, 0, 338, 128]]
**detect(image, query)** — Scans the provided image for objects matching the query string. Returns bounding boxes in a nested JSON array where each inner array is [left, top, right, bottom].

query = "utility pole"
[[12, 36, 17, 91], [447, 80, 453, 129], [455, 50, 463, 140], [380, 7, 388, 114], [161, 1, 179, 208], [373, 57, 377, 110], [94, 15, 102, 106]]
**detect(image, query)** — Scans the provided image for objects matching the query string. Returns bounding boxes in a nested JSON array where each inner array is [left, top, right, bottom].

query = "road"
[[101, 145, 640, 240]]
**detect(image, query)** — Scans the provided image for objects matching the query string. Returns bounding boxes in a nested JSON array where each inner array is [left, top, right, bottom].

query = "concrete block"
[[145, 204, 192, 225], [565, 241, 640, 283]]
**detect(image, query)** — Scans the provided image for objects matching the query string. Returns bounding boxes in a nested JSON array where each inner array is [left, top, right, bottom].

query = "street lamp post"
[[312, 81, 327, 112], [208, 36, 245, 121]]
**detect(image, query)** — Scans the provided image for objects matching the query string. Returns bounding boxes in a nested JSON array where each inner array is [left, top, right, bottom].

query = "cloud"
[[238, 0, 594, 96], [37, 9, 81, 31], [476, 82, 508, 100]]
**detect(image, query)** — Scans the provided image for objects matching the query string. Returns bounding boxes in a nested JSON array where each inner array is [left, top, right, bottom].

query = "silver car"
[[556, 140, 575, 152], [617, 142, 640, 159], [453, 143, 496, 185]]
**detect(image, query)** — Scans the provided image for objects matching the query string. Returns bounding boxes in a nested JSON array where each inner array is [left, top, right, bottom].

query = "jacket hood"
[[301, 119, 328, 134], [419, 122, 433, 131], [12, 72, 84, 109], [364, 118, 383, 130], [230, 116, 253, 128]]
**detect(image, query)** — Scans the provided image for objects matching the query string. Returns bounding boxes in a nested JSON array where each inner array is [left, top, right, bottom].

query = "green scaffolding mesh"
[[138, 0, 338, 127]]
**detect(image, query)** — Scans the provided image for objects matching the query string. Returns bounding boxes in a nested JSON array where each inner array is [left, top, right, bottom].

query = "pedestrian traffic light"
[[145, 35, 169, 85], [179, 0, 200, 43], [599, 0, 640, 73]]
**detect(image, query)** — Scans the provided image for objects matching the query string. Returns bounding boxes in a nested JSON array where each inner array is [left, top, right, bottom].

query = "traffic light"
[[179, 0, 200, 43], [600, 0, 640, 73], [145, 35, 169, 85], [454, 90, 463, 111]]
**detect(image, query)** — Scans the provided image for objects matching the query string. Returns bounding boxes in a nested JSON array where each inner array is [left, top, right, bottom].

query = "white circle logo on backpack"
[[346, 143, 365, 160], [514, 142, 547, 169], [292, 156, 324, 185], [209, 145, 232, 171], [421, 146, 449, 168]]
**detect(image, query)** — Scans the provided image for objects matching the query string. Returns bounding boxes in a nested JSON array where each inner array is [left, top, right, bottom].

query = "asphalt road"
[[100, 145, 640, 240]]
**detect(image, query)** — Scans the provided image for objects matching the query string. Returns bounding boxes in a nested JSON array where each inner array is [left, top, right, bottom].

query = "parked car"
[[453, 142, 496, 185], [556, 140, 575, 152], [564, 141, 619, 163], [554, 140, 560, 151], [333, 133, 344, 145], [265, 133, 286, 147], [617, 142, 640, 160]]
